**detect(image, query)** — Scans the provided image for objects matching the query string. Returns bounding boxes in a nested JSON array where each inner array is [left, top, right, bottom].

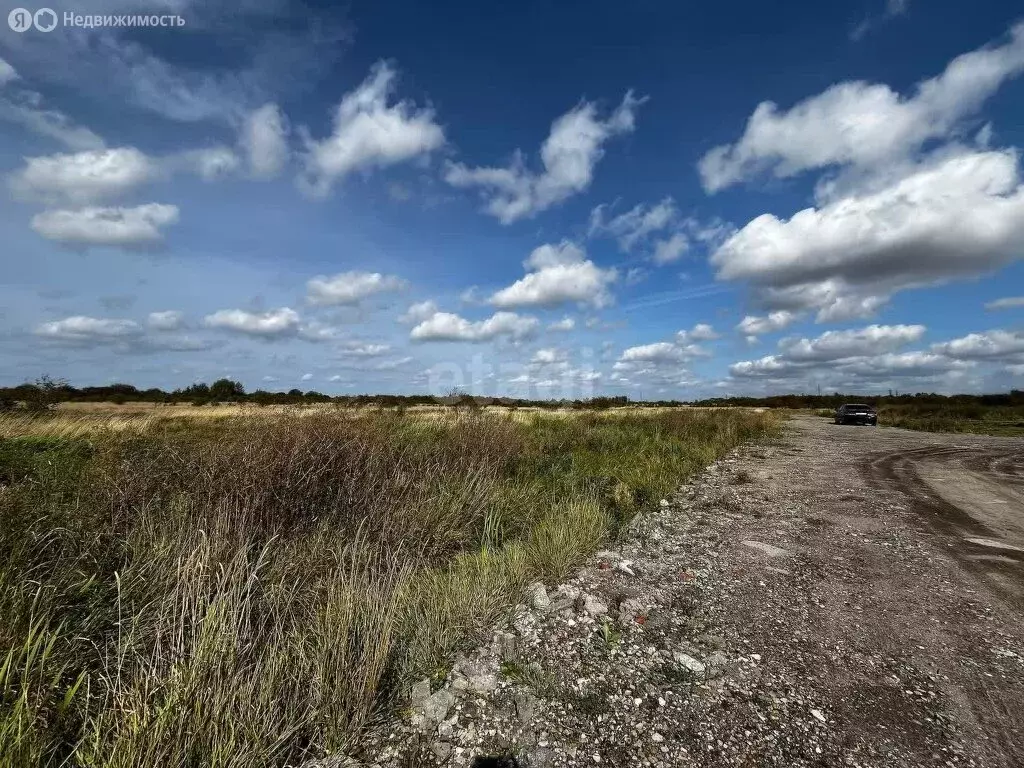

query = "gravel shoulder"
[[367, 415, 1024, 768]]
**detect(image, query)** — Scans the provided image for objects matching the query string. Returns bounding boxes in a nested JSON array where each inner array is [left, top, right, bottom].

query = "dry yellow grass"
[[4, 402, 766, 440]]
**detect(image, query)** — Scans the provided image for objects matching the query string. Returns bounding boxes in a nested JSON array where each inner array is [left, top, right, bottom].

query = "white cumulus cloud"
[[11, 147, 158, 204], [736, 311, 799, 336], [31, 203, 179, 248], [410, 310, 540, 342], [35, 316, 142, 342], [678, 323, 720, 342], [931, 329, 1024, 360], [445, 91, 644, 223], [778, 324, 926, 361], [204, 307, 302, 338], [299, 62, 445, 198], [714, 149, 1024, 322], [306, 271, 408, 306], [722, 324, 1002, 392], [699, 22, 1024, 192], [147, 310, 185, 331], [489, 241, 617, 309], [620, 342, 693, 364]]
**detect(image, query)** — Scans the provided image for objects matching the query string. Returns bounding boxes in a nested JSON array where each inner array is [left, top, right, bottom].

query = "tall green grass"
[[879, 403, 1024, 435], [0, 408, 777, 767]]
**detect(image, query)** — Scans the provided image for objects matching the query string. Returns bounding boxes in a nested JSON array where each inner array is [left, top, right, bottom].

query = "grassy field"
[[0, 405, 777, 767], [815, 404, 1024, 436]]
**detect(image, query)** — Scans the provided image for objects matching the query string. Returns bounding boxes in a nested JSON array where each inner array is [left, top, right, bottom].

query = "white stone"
[[741, 540, 792, 558], [673, 651, 706, 674], [528, 582, 550, 610], [583, 593, 609, 617]]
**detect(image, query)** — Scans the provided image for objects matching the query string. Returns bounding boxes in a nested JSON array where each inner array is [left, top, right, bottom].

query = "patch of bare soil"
[[360, 416, 1024, 768]]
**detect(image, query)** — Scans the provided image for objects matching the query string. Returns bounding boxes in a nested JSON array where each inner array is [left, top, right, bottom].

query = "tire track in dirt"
[[865, 445, 1024, 609], [855, 435, 1024, 766]]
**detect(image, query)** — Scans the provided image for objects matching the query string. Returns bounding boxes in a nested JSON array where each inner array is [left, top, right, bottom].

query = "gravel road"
[[373, 415, 1024, 768]]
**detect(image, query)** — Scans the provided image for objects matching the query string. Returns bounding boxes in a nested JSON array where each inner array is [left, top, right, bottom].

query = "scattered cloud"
[[489, 241, 617, 309], [11, 147, 158, 205], [548, 316, 576, 332], [398, 300, 440, 324], [204, 307, 302, 338], [778, 324, 926, 361], [609, 332, 707, 390], [242, 102, 289, 179], [625, 267, 648, 285], [531, 347, 568, 365], [652, 233, 689, 265], [0, 61, 107, 150], [10, 143, 246, 206], [721, 324, 1014, 392], [173, 146, 241, 181], [459, 286, 482, 304], [505, 347, 602, 392], [931, 329, 1024, 361], [699, 23, 1024, 191], [736, 311, 799, 336], [679, 323, 720, 342], [620, 341, 696, 364], [31, 203, 180, 248], [729, 350, 968, 381], [36, 315, 141, 342], [338, 341, 391, 357], [588, 198, 724, 265], [986, 296, 1024, 311], [306, 271, 408, 306], [148, 310, 185, 331], [445, 91, 644, 223], [0, 95, 106, 151], [851, 0, 911, 42], [299, 62, 445, 198], [588, 197, 677, 251], [33, 313, 213, 353], [0, 58, 17, 86], [410, 310, 540, 342], [713, 149, 1024, 321]]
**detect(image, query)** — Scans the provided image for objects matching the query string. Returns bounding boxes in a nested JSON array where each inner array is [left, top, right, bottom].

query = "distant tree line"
[[690, 391, 1024, 409], [4, 378, 1020, 413], [0, 379, 653, 410]]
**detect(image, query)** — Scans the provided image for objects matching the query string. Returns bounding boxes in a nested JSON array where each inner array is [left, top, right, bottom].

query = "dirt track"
[[376, 415, 1024, 768]]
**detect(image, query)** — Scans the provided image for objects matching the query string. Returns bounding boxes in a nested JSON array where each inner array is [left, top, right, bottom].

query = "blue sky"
[[1, 0, 1023, 398]]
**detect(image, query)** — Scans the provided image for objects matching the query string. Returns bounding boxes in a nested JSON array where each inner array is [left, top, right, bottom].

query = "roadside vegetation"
[[813, 401, 1024, 436], [0, 405, 777, 767], [877, 403, 1024, 436]]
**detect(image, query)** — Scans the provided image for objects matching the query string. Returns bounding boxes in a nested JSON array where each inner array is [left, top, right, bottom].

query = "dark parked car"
[[835, 403, 877, 426]]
